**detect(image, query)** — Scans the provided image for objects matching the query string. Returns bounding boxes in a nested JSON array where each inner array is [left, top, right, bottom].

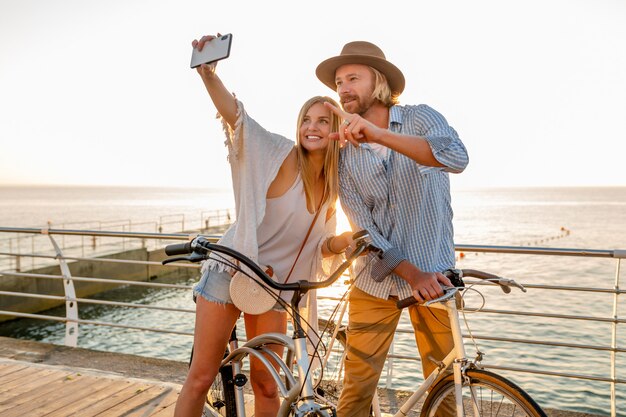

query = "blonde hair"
[[295, 96, 341, 213], [370, 67, 400, 107]]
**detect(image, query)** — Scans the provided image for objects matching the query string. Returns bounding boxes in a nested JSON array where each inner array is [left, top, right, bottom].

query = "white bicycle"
[[163, 231, 372, 417], [317, 269, 548, 417]]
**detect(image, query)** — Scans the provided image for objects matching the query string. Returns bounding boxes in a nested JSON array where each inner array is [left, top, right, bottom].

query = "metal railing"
[[0, 209, 234, 272], [0, 227, 623, 416]]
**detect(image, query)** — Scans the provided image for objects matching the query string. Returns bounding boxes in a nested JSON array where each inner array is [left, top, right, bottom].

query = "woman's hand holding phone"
[[191, 33, 232, 71]]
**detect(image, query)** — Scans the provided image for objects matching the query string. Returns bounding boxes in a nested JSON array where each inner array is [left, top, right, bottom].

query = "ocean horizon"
[[2, 184, 625, 248]]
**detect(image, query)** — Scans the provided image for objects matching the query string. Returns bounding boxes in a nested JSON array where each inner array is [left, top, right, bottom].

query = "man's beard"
[[342, 94, 375, 116]]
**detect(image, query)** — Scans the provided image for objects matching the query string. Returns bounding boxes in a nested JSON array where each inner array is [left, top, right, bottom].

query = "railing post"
[[8, 237, 14, 270], [16, 235, 21, 272], [46, 233, 79, 347], [610, 256, 622, 417], [127, 220, 131, 249]]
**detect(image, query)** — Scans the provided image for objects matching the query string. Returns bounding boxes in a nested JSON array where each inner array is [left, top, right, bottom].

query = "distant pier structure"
[[0, 209, 235, 323]]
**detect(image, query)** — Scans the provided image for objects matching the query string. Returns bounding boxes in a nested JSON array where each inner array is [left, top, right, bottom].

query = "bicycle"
[[163, 230, 373, 417], [317, 269, 548, 417]]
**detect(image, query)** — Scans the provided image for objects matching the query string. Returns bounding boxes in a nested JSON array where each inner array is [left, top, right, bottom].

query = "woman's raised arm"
[[193, 35, 238, 130]]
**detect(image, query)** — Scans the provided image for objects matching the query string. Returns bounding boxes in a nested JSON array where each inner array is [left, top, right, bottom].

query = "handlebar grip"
[[396, 296, 418, 309], [165, 242, 193, 256], [352, 230, 369, 240]]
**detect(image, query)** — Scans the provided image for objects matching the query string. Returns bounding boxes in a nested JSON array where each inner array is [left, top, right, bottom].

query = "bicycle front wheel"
[[420, 369, 547, 417]]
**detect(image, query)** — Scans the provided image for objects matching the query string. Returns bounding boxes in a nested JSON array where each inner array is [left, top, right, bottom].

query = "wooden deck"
[[0, 358, 180, 416], [0, 337, 596, 417]]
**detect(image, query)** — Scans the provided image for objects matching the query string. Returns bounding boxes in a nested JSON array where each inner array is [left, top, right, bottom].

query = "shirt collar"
[[389, 105, 403, 127]]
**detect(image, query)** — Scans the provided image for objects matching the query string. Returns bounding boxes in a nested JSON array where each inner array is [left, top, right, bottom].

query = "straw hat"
[[316, 41, 405, 95]]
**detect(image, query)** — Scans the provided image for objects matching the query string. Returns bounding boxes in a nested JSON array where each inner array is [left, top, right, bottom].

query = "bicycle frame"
[[318, 290, 468, 417], [205, 246, 370, 417], [218, 310, 332, 416], [316, 272, 544, 417], [393, 295, 467, 417]]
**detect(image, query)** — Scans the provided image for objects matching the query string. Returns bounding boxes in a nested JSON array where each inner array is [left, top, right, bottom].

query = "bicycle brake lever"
[[497, 278, 527, 293], [162, 252, 207, 265], [397, 287, 457, 309], [424, 287, 457, 307], [162, 257, 190, 265]]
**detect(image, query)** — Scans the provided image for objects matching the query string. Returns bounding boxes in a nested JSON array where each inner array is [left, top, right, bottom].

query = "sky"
[[1, 0, 625, 190]]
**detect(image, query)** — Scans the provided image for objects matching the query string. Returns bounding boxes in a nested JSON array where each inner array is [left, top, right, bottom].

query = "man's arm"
[[375, 130, 443, 167], [374, 106, 469, 172], [326, 102, 468, 173]]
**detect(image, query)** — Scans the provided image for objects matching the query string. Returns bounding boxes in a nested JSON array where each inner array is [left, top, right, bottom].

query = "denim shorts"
[[193, 268, 286, 312]]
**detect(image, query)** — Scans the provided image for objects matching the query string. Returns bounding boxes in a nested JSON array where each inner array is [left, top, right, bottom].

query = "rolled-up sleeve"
[[415, 105, 469, 174]]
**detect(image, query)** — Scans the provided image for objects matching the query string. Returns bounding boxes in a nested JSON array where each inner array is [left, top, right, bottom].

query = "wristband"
[[325, 236, 344, 255]]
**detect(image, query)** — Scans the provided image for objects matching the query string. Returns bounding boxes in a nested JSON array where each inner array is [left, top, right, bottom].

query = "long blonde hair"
[[295, 96, 341, 213]]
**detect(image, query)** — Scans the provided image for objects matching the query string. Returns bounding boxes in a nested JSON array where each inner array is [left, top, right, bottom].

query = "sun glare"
[[335, 202, 353, 233]]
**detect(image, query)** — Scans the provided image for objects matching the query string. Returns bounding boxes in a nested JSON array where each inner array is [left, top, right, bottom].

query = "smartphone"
[[190, 33, 233, 69]]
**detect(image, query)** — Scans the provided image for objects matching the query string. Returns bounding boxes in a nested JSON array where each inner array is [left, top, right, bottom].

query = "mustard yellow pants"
[[337, 287, 455, 417]]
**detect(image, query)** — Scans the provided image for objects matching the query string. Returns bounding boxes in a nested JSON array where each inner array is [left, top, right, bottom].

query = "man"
[[316, 41, 469, 416]]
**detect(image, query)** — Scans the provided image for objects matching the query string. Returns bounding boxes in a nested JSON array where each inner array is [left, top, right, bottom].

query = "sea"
[[1, 185, 625, 415]]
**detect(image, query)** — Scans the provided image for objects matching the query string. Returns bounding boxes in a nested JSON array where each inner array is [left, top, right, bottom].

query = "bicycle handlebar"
[[164, 241, 193, 256], [396, 286, 458, 309], [396, 269, 526, 309], [162, 231, 373, 293]]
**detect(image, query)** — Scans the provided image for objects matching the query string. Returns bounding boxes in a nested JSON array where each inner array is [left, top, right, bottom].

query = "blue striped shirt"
[[339, 104, 469, 300]]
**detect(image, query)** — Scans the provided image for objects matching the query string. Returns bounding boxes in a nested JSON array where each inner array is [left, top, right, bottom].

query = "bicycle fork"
[[449, 301, 484, 417], [395, 300, 469, 417], [228, 328, 247, 417], [294, 337, 315, 404], [274, 330, 332, 417], [448, 305, 466, 417]]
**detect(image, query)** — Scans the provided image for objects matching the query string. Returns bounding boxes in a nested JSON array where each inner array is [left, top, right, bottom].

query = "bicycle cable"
[[300, 255, 378, 399], [457, 281, 493, 362], [198, 241, 379, 405]]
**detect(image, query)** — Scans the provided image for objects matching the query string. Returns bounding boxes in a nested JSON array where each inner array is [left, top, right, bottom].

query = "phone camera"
[[221, 35, 228, 40]]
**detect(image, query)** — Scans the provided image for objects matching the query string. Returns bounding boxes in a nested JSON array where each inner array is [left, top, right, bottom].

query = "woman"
[[174, 35, 353, 417]]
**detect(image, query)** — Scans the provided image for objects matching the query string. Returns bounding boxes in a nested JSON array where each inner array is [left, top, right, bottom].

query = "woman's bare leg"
[[174, 297, 241, 417], [244, 309, 287, 417]]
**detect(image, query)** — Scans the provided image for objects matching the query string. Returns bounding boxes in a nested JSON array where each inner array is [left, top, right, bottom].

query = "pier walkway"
[[0, 336, 186, 416], [0, 336, 602, 417], [0, 359, 180, 416]]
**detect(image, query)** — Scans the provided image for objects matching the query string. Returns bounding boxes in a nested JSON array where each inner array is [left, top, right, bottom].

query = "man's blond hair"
[[370, 67, 400, 107]]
